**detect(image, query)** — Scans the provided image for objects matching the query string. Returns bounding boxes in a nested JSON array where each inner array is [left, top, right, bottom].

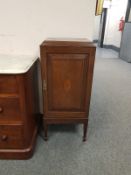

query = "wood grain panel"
[[0, 97, 21, 122], [47, 54, 88, 112], [0, 125, 23, 149], [0, 75, 19, 94]]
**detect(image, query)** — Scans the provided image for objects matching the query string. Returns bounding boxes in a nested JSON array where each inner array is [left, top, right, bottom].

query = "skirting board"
[[103, 45, 120, 52], [93, 40, 120, 52]]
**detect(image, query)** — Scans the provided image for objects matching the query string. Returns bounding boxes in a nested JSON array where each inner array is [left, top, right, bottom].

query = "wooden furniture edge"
[[0, 126, 37, 160]]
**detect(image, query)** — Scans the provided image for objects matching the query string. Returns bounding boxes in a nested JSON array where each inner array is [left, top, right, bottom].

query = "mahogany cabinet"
[[40, 39, 96, 141], [0, 55, 38, 159]]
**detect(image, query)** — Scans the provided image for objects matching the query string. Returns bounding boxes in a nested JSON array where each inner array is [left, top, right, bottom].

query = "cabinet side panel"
[[18, 62, 38, 148], [24, 63, 38, 146], [85, 47, 96, 115]]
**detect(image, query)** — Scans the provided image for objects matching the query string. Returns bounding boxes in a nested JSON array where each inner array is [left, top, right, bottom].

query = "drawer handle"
[[1, 135, 8, 141], [0, 107, 3, 113]]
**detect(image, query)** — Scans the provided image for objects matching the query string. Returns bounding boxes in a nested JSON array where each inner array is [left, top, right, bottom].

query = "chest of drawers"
[[40, 39, 96, 141], [0, 55, 38, 159]]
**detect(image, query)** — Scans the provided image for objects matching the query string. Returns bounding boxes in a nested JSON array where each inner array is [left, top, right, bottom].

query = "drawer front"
[[0, 98, 21, 122], [0, 125, 23, 149], [0, 75, 19, 94]]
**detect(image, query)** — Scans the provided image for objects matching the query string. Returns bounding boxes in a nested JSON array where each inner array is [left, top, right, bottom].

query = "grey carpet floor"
[[0, 48, 131, 175]]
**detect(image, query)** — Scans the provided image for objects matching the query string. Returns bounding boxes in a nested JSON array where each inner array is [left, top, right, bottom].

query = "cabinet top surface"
[[41, 38, 96, 47], [0, 54, 38, 74]]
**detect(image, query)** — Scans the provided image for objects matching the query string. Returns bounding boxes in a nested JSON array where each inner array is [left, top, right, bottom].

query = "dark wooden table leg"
[[44, 121, 48, 141], [83, 121, 88, 142]]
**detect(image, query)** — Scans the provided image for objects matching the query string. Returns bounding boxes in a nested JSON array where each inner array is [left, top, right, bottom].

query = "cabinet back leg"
[[83, 121, 88, 142], [43, 121, 48, 141]]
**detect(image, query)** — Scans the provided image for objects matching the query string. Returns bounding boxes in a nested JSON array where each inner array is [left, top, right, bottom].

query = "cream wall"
[[0, 0, 96, 56]]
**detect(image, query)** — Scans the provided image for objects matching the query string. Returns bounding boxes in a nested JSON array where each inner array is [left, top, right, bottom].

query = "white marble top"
[[46, 37, 90, 42], [0, 54, 38, 74]]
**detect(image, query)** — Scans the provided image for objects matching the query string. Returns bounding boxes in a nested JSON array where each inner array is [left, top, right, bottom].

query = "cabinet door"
[[43, 53, 90, 118]]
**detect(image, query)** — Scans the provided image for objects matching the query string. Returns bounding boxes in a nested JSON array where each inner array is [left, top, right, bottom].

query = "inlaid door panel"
[[46, 54, 89, 113]]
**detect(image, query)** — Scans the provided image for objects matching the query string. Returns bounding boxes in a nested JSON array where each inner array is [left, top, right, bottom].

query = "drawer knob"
[[0, 107, 3, 113], [1, 135, 8, 141]]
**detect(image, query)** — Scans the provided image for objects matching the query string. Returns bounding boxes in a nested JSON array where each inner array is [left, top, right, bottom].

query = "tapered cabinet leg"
[[83, 121, 88, 142], [44, 121, 48, 141]]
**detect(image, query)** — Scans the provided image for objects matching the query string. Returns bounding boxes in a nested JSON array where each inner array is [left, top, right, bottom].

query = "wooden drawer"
[[0, 75, 19, 94], [0, 125, 23, 149], [0, 98, 21, 122]]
